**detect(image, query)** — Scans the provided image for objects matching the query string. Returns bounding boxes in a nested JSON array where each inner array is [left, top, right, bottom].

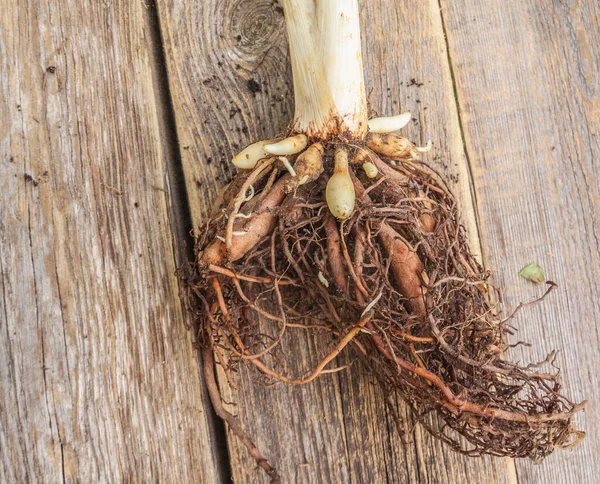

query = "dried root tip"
[[368, 112, 411, 133], [367, 132, 415, 159], [326, 147, 355, 220], [362, 162, 378, 179], [284, 143, 324, 193], [265, 134, 308, 156], [232, 140, 272, 169]]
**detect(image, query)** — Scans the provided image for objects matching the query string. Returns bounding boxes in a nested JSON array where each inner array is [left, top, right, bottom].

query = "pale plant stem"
[[281, 0, 368, 140]]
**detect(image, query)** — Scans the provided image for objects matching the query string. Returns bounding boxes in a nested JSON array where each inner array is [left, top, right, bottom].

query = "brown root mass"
[[179, 140, 585, 475]]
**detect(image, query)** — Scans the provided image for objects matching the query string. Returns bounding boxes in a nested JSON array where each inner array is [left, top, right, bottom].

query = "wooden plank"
[[158, 0, 518, 482], [0, 1, 223, 482], [439, 1, 600, 483]]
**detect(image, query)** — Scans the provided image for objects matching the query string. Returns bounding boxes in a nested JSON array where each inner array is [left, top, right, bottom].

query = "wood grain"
[[440, 1, 600, 483], [0, 1, 223, 482], [156, 0, 517, 482]]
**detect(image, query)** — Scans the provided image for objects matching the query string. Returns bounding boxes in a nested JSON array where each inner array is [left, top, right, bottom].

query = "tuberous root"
[[367, 132, 415, 158], [232, 140, 273, 169], [265, 134, 308, 156], [368, 112, 411, 133], [284, 142, 324, 193], [231, 133, 310, 170], [326, 147, 355, 220]]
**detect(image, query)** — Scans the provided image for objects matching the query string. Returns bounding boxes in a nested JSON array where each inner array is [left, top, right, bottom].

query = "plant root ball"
[[179, 139, 585, 462]]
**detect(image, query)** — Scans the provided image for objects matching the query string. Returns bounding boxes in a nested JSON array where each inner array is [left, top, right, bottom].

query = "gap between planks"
[[143, 2, 231, 483]]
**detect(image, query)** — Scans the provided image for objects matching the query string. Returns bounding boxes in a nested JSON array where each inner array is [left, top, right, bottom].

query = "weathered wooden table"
[[2, 1, 598, 482]]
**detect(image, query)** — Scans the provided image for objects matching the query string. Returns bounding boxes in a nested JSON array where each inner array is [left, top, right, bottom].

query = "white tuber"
[[326, 148, 355, 220], [362, 161, 378, 179], [368, 112, 412, 133], [265, 134, 308, 156], [232, 140, 271, 169]]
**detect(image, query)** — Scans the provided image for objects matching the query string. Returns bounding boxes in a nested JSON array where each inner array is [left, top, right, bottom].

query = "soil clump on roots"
[[179, 136, 585, 479]]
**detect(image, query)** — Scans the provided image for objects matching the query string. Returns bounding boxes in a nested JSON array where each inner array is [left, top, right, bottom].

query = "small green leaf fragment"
[[519, 263, 545, 284]]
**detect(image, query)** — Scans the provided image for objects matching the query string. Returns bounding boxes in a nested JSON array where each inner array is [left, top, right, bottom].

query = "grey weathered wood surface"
[[3, 0, 598, 483], [0, 1, 223, 482]]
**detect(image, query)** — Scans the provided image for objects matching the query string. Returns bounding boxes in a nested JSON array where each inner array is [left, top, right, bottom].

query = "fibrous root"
[[179, 114, 586, 479]]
